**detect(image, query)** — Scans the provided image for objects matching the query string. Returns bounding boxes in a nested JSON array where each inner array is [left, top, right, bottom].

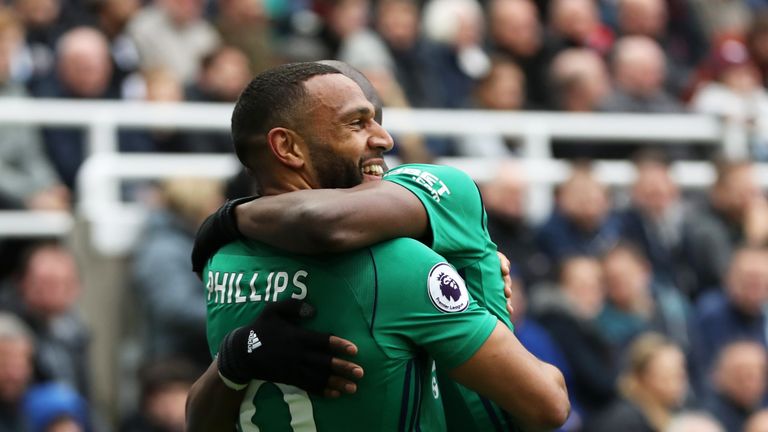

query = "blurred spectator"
[[119, 358, 199, 432], [186, 45, 250, 104], [36, 26, 118, 189], [22, 383, 89, 432], [369, 0, 445, 108], [0, 242, 91, 399], [690, 37, 768, 161], [597, 243, 692, 353], [422, 0, 489, 109], [481, 160, 548, 284], [703, 341, 768, 432], [615, 0, 700, 95], [588, 333, 689, 432], [597, 244, 656, 347], [350, 64, 434, 163], [686, 160, 768, 292], [545, 0, 614, 56], [549, 48, 611, 112], [600, 36, 683, 113], [693, 246, 768, 374], [455, 56, 525, 156], [215, 0, 276, 73], [531, 256, 617, 414], [536, 164, 622, 269], [126, 0, 220, 84], [131, 178, 223, 370], [689, 0, 751, 40], [487, 0, 550, 107], [619, 151, 694, 294], [118, 68, 189, 155], [548, 48, 614, 158], [748, 13, 768, 87], [0, 311, 35, 432], [11, 0, 93, 88], [93, 0, 142, 96], [746, 409, 768, 432], [0, 7, 69, 211], [314, 0, 371, 59], [666, 411, 724, 432], [183, 45, 251, 152]]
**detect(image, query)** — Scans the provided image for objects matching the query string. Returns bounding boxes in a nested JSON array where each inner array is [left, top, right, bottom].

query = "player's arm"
[[186, 361, 244, 432], [449, 322, 570, 430], [186, 340, 363, 432], [235, 180, 428, 253], [186, 300, 364, 431]]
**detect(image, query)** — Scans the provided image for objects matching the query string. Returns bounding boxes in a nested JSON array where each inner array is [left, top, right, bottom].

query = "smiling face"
[[300, 73, 394, 188]]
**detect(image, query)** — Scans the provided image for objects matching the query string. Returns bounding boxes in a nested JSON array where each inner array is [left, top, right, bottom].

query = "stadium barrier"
[[0, 98, 764, 249]]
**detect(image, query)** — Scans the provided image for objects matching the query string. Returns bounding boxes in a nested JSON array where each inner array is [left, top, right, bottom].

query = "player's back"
[[204, 237, 497, 431]]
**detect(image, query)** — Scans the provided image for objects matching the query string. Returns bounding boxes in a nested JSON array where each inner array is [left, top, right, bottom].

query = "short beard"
[[307, 142, 363, 189]]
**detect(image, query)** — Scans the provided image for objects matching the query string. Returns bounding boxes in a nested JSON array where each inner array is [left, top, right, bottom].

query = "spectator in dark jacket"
[[531, 256, 617, 415], [692, 246, 768, 376], [536, 164, 622, 271], [703, 341, 767, 432]]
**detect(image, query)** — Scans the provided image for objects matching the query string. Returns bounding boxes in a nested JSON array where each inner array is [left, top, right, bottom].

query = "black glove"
[[191, 195, 257, 277], [217, 299, 333, 394]]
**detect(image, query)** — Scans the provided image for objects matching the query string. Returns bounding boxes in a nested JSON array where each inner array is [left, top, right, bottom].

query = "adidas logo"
[[247, 330, 262, 353]]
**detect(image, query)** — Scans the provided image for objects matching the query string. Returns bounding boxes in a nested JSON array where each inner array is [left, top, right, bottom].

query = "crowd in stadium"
[[1, 0, 768, 431]]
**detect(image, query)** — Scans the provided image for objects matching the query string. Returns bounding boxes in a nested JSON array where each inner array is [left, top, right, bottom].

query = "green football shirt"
[[204, 237, 498, 431], [384, 164, 520, 431]]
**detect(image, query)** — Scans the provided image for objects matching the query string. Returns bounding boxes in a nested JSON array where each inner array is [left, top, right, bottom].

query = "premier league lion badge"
[[427, 263, 469, 313]]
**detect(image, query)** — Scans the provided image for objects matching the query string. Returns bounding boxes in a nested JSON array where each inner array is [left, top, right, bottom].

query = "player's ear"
[[266, 127, 306, 169]]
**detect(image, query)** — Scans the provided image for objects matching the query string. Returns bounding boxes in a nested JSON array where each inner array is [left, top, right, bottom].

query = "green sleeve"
[[370, 239, 498, 370], [383, 164, 491, 269]]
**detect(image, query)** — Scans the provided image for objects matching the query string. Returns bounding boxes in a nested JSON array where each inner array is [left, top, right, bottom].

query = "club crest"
[[427, 263, 469, 313]]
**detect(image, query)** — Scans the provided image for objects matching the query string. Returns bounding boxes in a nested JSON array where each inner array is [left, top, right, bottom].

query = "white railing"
[[0, 99, 758, 251]]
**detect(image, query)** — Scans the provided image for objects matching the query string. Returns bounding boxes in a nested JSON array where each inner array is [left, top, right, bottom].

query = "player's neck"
[[259, 171, 316, 196]]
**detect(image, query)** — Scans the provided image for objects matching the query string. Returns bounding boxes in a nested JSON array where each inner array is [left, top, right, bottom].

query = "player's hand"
[[217, 298, 364, 397], [497, 251, 514, 318], [191, 196, 257, 278]]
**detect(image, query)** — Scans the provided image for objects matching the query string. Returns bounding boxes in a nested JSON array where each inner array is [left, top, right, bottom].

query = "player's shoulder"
[[370, 237, 444, 263], [385, 163, 473, 182]]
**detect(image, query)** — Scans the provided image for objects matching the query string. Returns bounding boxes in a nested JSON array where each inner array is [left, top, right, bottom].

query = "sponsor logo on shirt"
[[427, 263, 469, 313], [385, 167, 451, 202]]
